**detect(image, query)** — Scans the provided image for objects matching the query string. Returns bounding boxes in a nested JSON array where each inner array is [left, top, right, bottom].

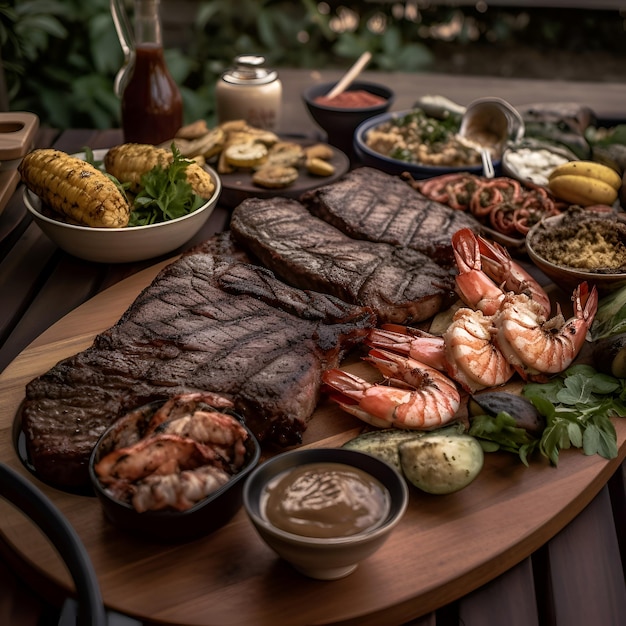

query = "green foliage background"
[[1, 1, 624, 130]]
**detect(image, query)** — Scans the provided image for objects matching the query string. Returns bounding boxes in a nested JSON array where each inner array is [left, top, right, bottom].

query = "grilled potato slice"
[[252, 165, 299, 188]]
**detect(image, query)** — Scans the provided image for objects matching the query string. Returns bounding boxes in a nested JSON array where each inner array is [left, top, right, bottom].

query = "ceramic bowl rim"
[[526, 213, 626, 281], [243, 447, 409, 546]]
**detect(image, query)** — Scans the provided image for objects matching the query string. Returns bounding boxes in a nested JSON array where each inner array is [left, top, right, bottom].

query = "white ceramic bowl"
[[243, 447, 408, 580], [23, 149, 221, 263]]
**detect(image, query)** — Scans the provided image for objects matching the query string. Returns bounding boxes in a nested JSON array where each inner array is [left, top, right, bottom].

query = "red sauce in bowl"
[[314, 90, 387, 109]]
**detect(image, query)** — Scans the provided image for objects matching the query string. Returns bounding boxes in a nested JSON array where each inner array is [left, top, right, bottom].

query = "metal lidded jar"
[[216, 55, 282, 131]]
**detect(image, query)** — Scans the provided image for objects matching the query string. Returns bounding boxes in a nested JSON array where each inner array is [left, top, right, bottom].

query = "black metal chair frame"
[[0, 462, 107, 626]]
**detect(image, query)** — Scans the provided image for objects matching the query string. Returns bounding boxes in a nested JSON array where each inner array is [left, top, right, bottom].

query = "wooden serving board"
[[0, 258, 624, 626]]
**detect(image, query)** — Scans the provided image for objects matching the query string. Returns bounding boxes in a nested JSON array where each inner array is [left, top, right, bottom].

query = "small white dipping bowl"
[[23, 149, 221, 263], [243, 447, 408, 580]]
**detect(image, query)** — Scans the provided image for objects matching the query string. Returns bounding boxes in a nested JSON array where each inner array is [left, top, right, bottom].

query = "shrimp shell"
[[443, 308, 514, 393], [94, 434, 226, 485], [366, 324, 448, 371], [477, 233, 551, 317], [452, 228, 507, 315], [494, 283, 598, 377], [322, 349, 460, 430], [131, 465, 232, 513]]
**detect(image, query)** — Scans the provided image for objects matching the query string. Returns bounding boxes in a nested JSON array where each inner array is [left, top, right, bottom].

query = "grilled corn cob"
[[19, 149, 131, 228], [104, 143, 216, 199]]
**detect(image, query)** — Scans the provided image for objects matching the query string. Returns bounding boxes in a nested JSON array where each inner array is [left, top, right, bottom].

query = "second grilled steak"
[[230, 196, 456, 325], [300, 167, 482, 267]]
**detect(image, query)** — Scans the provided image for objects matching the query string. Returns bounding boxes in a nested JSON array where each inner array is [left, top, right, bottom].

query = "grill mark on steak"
[[300, 167, 482, 267], [22, 243, 376, 489], [230, 196, 456, 325]]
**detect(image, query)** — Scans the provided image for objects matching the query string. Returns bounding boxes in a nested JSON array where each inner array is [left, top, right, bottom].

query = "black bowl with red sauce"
[[302, 80, 394, 161]]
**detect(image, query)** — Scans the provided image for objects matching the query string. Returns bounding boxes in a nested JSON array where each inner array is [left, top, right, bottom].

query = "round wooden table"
[[1, 260, 624, 626]]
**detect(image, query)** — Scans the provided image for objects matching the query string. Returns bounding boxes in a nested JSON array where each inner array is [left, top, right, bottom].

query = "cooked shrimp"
[[94, 434, 226, 485], [476, 234, 551, 316], [322, 349, 460, 430], [452, 228, 551, 316], [494, 282, 598, 378], [443, 307, 514, 392], [145, 391, 234, 435], [452, 228, 507, 315], [157, 409, 249, 468], [131, 465, 232, 513], [366, 324, 448, 371], [368, 319, 512, 393]]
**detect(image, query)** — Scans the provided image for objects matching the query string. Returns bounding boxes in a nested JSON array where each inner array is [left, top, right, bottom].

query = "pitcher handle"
[[111, 0, 135, 98]]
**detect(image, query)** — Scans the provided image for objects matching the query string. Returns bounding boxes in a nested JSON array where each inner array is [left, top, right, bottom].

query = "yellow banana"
[[548, 160, 622, 190], [548, 174, 618, 207]]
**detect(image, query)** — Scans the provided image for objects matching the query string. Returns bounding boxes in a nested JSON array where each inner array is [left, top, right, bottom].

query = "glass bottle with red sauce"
[[119, 0, 183, 145]]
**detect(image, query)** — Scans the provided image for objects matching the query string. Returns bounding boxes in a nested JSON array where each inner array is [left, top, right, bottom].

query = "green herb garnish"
[[128, 145, 204, 226], [470, 364, 626, 466], [469, 412, 539, 466]]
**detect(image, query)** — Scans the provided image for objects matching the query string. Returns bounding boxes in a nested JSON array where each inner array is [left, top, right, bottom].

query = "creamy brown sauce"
[[262, 462, 390, 538]]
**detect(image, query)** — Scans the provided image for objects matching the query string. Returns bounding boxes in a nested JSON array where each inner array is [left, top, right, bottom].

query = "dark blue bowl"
[[354, 109, 502, 179]]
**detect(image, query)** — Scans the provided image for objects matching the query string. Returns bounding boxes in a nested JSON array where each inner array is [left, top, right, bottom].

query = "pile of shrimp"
[[93, 392, 250, 513], [404, 172, 564, 238], [322, 228, 598, 432]]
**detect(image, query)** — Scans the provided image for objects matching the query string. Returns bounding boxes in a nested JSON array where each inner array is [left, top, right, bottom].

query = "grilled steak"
[[230, 196, 456, 325], [22, 241, 375, 488], [300, 167, 482, 266]]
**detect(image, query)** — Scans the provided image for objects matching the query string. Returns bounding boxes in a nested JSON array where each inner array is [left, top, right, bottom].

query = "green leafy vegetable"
[[128, 146, 204, 226], [590, 285, 626, 341], [469, 412, 539, 466], [523, 364, 625, 465], [469, 364, 626, 467]]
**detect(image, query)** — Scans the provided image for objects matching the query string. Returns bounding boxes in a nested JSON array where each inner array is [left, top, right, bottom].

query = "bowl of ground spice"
[[526, 206, 626, 294]]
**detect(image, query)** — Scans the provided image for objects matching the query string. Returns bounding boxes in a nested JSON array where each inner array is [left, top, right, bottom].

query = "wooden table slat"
[[546, 485, 626, 626], [458, 557, 540, 626]]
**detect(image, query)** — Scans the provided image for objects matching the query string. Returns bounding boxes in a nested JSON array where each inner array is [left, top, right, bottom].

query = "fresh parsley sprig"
[[129, 146, 204, 226]]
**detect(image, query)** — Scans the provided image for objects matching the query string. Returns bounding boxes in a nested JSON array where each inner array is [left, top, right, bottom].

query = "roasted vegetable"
[[19, 149, 131, 228], [342, 429, 428, 471], [592, 332, 626, 378], [342, 423, 466, 472], [104, 143, 216, 199], [469, 391, 545, 436], [398, 433, 484, 494]]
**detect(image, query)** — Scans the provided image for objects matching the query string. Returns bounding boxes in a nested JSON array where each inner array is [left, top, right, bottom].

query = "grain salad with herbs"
[[364, 108, 482, 167]]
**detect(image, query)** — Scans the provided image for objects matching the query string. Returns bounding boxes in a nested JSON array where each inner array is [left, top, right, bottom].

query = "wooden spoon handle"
[[326, 52, 372, 100]]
